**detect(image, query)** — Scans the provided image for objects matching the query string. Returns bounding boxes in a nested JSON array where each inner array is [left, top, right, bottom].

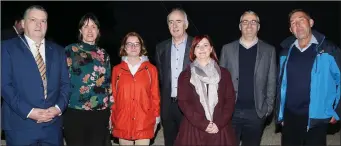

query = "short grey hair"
[[23, 5, 48, 19], [167, 8, 189, 26], [239, 10, 260, 23]]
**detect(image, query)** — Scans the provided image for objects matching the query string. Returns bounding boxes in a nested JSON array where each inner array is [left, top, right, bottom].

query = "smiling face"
[[167, 10, 188, 39], [22, 8, 47, 41], [194, 38, 213, 60], [239, 13, 259, 38], [125, 36, 141, 58], [79, 18, 99, 45]]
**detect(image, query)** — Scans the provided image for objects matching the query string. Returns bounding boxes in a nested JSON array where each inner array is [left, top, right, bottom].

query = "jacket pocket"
[[113, 108, 127, 130], [136, 106, 155, 131]]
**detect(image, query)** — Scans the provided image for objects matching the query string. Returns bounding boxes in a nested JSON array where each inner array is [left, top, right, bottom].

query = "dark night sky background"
[[1, 1, 340, 65]]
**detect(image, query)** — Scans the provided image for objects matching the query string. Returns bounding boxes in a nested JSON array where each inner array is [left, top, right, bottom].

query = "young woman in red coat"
[[111, 32, 160, 145], [175, 35, 237, 146]]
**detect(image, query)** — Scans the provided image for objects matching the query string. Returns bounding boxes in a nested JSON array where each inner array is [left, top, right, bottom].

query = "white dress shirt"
[[24, 35, 61, 118], [24, 35, 46, 63]]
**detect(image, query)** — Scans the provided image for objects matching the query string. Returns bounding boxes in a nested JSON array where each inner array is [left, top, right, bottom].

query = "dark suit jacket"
[[219, 40, 277, 118], [155, 36, 193, 120], [1, 27, 19, 41], [1, 37, 70, 138]]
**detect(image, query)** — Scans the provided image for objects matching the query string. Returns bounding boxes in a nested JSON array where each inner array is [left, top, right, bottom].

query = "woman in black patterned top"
[[63, 13, 113, 146]]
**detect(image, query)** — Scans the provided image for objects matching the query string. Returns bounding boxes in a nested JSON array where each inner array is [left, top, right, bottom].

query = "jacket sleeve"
[[56, 47, 71, 112], [111, 67, 118, 109], [155, 45, 163, 85], [110, 67, 118, 124], [330, 44, 341, 121], [151, 66, 161, 117], [275, 50, 288, 124], [219, 45, 228, 68], [177, 72, 211, 132], [214, 70, 236, 130], [1, 42, 33, 119], [266, 47, 277, 116]]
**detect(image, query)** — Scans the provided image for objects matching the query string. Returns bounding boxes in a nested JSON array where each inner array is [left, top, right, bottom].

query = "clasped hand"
[[28, 107, 61, 123], [205, 121, 219, 134]]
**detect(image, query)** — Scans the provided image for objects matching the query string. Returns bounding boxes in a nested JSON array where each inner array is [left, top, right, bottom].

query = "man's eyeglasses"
[[126, 42, 141, 48], [240, 20, 259, 26]]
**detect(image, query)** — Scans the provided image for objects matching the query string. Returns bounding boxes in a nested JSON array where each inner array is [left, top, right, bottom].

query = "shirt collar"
[[239, 37, 258, 49], [122, 55, 149, 66], [123, 56, 142, 64], [294, 34, 318, 49], [172, 33, 188, 46], [24, 35, 45, 47]]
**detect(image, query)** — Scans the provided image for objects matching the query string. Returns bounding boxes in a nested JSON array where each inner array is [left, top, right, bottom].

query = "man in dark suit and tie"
[[155, 8, 193, 146], [1, 5, 70, 146], [1, 14, 24, 41]]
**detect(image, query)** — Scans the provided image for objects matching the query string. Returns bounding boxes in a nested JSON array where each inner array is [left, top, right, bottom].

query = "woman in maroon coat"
[[175, 35, 236, 146]]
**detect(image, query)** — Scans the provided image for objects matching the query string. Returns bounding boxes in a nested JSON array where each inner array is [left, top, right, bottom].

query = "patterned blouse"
[[65, 42, 113, 110]]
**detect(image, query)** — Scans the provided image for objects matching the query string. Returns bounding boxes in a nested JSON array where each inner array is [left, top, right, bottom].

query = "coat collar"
[[280, 30, 325, 49]]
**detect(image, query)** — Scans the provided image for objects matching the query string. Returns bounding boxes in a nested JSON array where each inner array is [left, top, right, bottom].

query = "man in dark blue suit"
[[1, 5, 70, 146]]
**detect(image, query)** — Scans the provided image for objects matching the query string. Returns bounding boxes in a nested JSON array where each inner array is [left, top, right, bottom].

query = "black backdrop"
[[2, 1, 341, 66], [1, 1, 341, 139]]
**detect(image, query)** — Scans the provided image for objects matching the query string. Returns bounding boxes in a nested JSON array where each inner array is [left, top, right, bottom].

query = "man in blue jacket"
[[1, 5, 70, 146], [276, 9, 340, 146]]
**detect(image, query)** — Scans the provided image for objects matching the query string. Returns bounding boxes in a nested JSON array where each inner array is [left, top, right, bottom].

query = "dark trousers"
[[282, 109, 328, 146], [6, 141, 58, 146], [6, 141, 59, 146], [162, 98, 183, 146], [4, 124, 63, 146], [1, 97, 5, 141], [63, 108, 112, 146], [232, 108, 265, 146]]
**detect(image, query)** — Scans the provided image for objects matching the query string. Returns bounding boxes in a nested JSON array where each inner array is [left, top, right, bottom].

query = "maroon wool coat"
[[175, 66, 237, 146]]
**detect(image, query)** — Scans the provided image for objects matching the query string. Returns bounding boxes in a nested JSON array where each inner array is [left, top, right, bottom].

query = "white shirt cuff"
[[156, 116, 160, 123], [27, 108, 34, 118], [55, 105, 62, 116]]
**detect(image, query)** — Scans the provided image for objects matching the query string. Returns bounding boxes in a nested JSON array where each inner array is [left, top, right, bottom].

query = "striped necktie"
[[35, 43, 47, 99]]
